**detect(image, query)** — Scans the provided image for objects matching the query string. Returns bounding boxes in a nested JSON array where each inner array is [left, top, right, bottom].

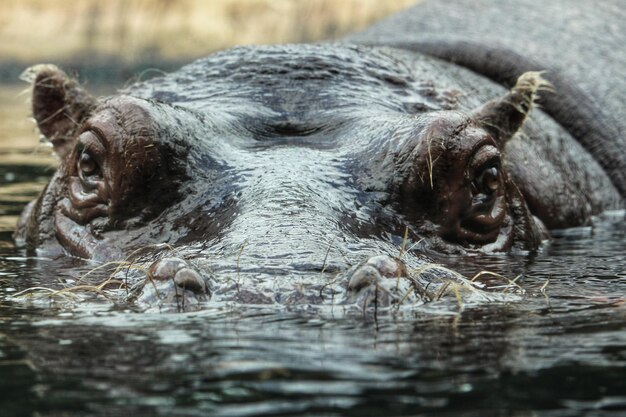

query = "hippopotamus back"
[[348, 0, 626, 198]]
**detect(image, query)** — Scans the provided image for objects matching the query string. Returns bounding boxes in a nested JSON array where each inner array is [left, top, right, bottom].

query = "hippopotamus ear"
[[23, 65, 96, 159], [472, 71, 551, 145]]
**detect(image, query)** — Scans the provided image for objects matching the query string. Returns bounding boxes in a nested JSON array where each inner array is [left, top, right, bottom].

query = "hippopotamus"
[[12, 0, 624, 308]]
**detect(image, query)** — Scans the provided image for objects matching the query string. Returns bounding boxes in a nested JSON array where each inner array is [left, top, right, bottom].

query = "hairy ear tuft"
[[472, 71, 553, 145], [22, 65, 96, 159]]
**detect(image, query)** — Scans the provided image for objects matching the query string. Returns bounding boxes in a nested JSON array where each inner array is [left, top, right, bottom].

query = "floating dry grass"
[[409, 261, 526, 308], [470, 270, 525, 293], [364, 225, 529, 312], [10, 243, 178, 304], [8, 231, 528, 310], [12, 275, 122, 302]]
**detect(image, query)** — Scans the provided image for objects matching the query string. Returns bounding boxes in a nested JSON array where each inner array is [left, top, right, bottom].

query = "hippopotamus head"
[[17, 88, 195, 258], [15, 45, 551, 304], [395, 72, 548, 252]]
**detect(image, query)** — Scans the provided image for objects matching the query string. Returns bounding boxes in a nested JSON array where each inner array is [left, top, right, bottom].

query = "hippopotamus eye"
[[78, 151, 99, 177], [468, 144, 502, 196], [74, 130, 105, 189], [473, 164, 500, 195]]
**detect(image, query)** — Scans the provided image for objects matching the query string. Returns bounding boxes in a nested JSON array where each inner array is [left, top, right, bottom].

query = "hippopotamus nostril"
[[137, 257, 210, 309], [173, 268, 206, 294], [345, 255, 426, 309], [147, 258, 208, 295], [148, 257, 188, 282], [348, 265, 381, 292]]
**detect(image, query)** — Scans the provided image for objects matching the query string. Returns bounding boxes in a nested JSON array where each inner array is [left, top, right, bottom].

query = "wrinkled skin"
[[13, 1, 624, 308]]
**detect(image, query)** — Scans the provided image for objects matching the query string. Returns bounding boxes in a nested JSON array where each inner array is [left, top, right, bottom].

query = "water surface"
[[0, 137, 625, 417]]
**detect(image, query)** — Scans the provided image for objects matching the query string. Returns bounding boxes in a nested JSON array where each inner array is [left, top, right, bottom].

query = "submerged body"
[[13, 1, 624, 308]]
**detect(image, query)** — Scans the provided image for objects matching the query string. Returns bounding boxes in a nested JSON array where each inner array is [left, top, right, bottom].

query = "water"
[[1, 149, 625, 417]]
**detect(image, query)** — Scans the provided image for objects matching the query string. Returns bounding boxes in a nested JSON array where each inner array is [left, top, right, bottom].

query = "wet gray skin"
[[13, 3, 625, 310]]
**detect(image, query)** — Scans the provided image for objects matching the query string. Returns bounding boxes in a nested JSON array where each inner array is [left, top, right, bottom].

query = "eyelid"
[[76, 130, 106, 164], [476, 156, 501, 173], [469, 145, 501, 174]]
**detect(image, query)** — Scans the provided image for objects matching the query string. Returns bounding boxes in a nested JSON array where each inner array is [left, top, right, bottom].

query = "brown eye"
[[78, 150, 99, 177], [474, 165, 500, 194]]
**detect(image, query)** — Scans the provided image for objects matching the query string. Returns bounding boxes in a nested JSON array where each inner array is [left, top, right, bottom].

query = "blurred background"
[[0, 0, 413, 233], [0, 0, 413, 151]]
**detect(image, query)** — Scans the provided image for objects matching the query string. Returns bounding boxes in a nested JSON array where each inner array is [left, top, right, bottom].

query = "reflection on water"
[[1, 142, 625, 416]]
